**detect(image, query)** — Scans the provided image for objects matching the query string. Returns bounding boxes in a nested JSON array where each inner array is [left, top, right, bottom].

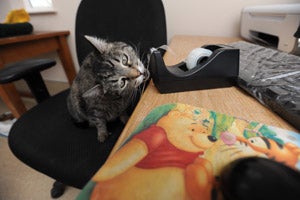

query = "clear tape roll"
[[185, 48, 213, 70]]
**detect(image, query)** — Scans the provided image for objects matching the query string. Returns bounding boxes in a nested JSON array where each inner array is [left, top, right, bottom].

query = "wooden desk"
[[111, 35, 298, 154], [0, 31, 76, 117]]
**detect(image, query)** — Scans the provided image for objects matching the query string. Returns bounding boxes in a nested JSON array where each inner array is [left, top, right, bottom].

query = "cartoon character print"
[[239, 136, 300, 168], [88, 104, 300, 200], [204, 134, 267, 176], [90, 104, 218, 200], [204, 121, 300, 176]]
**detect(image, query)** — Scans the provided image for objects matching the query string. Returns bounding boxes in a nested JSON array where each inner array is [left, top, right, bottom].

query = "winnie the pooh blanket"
[[77, 103, 300, 200]]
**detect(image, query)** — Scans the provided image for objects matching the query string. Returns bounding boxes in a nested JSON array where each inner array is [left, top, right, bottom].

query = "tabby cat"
[[67, 36, 149, 142]]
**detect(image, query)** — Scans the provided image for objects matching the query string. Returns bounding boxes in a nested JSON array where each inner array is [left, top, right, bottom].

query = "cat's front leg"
[[90, 117, 109, 142], [119, 112, 129, 124], [97, 126, 109, 143]]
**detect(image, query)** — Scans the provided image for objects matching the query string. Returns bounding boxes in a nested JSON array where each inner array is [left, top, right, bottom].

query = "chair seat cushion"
[[0, 59, 56, 83], [8, 89, 123, 188]]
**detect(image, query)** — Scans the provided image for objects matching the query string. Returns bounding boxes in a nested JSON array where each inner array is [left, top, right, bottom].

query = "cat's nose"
[[128, 69, 141, 78]]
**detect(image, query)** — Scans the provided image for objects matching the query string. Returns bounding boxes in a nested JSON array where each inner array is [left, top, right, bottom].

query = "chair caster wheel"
[[51, 181, 66, 198]]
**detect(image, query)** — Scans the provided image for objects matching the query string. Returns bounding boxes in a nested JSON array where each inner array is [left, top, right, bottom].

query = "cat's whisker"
[[130, 89, 138, 106], [128, 42, 140, 59], [134, 89, 139, 101], [136, 45, 140, 57], [141, 81, 147, 95]]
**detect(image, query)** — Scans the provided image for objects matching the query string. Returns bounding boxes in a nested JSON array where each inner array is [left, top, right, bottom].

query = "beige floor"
[[0, 81, 81, 200]]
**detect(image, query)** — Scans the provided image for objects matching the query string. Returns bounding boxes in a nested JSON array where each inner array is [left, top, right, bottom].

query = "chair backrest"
[[75, 0, 167, 65]]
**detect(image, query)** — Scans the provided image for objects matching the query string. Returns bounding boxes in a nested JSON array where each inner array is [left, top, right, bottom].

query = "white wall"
[[163, 0, 300, 39], [1, 0, 299, 82]]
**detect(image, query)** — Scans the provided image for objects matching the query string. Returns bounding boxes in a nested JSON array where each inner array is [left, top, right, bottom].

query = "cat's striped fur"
[[67, 36, 149, 142]]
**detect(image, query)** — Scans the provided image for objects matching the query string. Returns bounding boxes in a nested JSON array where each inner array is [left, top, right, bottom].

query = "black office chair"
[[8, 0, 166, 198]]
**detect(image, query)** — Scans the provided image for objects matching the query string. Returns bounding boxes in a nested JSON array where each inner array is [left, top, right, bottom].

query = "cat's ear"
[[84, 35, 108, 54], [82, 84, 104, 98]]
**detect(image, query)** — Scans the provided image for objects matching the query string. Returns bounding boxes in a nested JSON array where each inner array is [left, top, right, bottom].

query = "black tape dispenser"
[[149, 45, 240, 93]]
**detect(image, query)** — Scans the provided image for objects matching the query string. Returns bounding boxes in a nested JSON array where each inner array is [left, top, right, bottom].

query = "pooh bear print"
[[90, 104, 219, 200], [86, 103, 300, 200]]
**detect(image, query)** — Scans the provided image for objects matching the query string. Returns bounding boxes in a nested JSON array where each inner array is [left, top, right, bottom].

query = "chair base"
[[51, 181, 66, 199]]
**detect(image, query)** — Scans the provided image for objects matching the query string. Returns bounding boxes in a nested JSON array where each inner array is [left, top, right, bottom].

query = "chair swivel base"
[[51, 181, 66, 198]]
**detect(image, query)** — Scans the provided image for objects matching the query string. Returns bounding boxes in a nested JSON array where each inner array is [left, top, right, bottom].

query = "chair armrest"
[[0, 59, 56, 84]]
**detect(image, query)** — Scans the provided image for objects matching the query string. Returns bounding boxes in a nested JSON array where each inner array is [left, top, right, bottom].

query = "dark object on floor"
[[220, 157, 300, 200], [51, 181, 66, 199], [8, 0, 167, 198], [0, 22, 33, 38], [149, 44, 239, 93], [0, 112, 14, 121], [231, 41, 300, 131]]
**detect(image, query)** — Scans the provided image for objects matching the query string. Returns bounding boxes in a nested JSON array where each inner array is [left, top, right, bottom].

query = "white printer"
[[241, 4, 300, 54]]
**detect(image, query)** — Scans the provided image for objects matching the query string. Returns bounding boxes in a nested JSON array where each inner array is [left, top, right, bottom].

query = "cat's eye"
[[122, 54, 129, 66]]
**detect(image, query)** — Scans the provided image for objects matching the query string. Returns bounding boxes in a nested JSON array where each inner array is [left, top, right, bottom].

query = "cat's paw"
[[97, 131, 109, 143], [120, 114, 129, 124]]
